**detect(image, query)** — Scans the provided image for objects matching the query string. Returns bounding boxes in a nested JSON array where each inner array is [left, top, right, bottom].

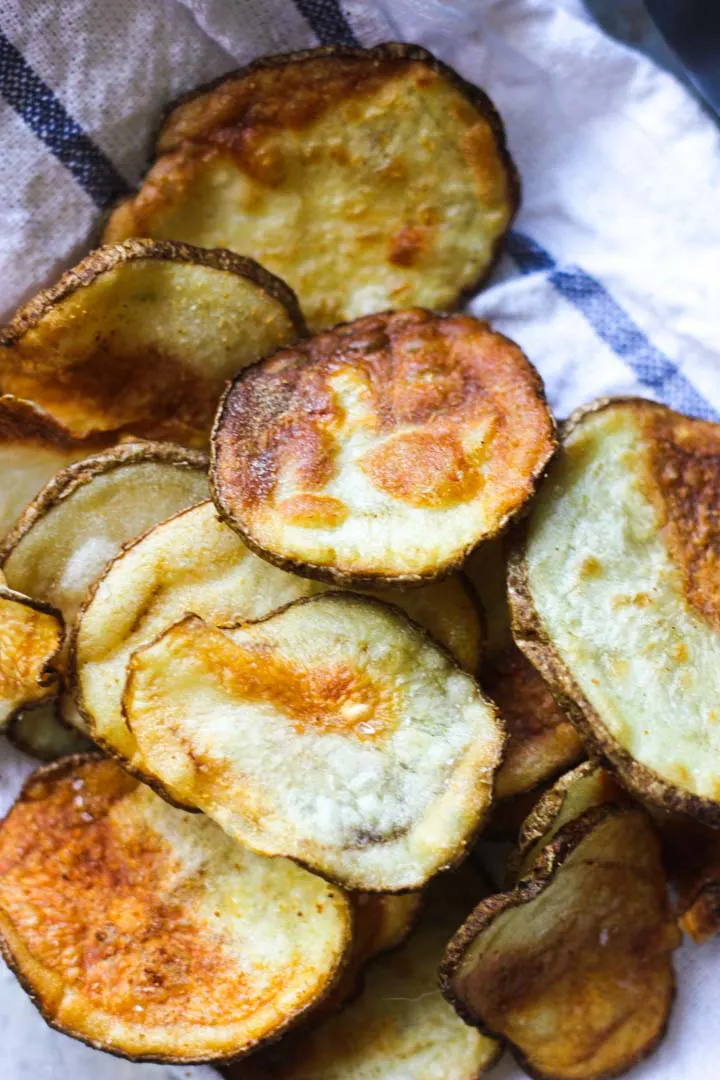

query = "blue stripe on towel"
[[292, 0, 360, 46], [507, 231, 718, 420], [0, 28, 130, 207]]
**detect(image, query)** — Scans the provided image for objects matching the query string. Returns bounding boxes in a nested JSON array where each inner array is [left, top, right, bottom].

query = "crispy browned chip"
[[212, 309, 556, 585], [74, 500, 483, 776], [509, 397, 720, 826], [0, 578, 63, 729], [0, 396, 92, 541], [0, 756, 352, 1063], [103, 44, 518, 331], [230, 869, 501, 1080], [0, 240, 305, 446], [441, 801, 680, 1080], [5, 702, 93, 760], [484, 645, 584, 801], [658, 817, 720, 944], [123, 593, 505, 891]]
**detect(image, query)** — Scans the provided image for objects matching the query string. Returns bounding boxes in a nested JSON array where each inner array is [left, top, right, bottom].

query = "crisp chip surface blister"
[[74, 500, 482, 774], [232, 871, 500, 1080], [1, 441, 208, 632], [0, 240, 304, 446], [0, 756, 351, 1063], [0, 578, 63, 729], [510, 397, 720, 825], [103, 44, 518, 331], [212, 309, 555, 585], [123, 592, 504, 890], [441, 791, 680, 1080]]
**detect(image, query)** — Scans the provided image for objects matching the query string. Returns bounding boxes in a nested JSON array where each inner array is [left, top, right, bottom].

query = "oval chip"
[[440, 801, 680, 1080], [232, 871, 500, 1080], [123, 593, 505, 891], [1, 441, 208, 631], [0, 756, 351, 1063], [103, 44, 518, 331], [509, 397, 720, 826], [74, 500, 482, 768], [0, 579, 63, 730], [212, 309, 556, 585], [0, 240, 305, 445]]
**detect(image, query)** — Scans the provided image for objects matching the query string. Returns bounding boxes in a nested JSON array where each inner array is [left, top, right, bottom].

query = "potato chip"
[[0, 579, 63, 729], [0, 240, 304, 445], [74, 500, 483, 769], [104, 44, 518, 331], [231, 870, 501, 1080], [510, 397, 720, 826], [5, 702, 93, 760], [212, 309, 556, 585], [0, 756, 351, 1063], [441, 799, 680, 1080], [124, 593, 504, 890]]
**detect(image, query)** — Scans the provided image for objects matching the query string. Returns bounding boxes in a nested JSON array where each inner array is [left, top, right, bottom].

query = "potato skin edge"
[[507, 395, 720, 829]]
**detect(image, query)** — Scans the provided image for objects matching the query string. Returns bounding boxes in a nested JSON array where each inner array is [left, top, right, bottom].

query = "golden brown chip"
[[0, 396, 91, 541], [74, 500, 483, 776], [212, 309, 555, 585], [104, 44, 518, 331], [123, 593, 505, 891], [509, 397, 720, 826], [230, 870, 501, 1080], [441, 803, 680, 1080], [0, 578, 63, 729], [0, 240, 305, 446], [5, 702, 93, 760], [484, 645, 584, 801], [0, 755, 351, 1063]]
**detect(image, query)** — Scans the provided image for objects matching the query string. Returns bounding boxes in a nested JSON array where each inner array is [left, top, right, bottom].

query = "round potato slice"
[[1, 441, 208, 631], [0, 579, 63, 729], [0, 396, 91, 541], [5, 702, 93, 760], [212, 309, 556, 585], [484, 645, 583, 801], [74, 500, 482, 767], [0, 756, 351, 1064], [233, 871, 500, 1080], [124, 593, 505, 891], [509, 397, 720, 826], [440, 803, 680, 1080], [0, 240, 305, 446], [103, 44, 518, 332]]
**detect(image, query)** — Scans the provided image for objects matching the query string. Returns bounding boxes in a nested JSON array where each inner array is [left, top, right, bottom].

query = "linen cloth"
[[0, 0, 719, 1076]]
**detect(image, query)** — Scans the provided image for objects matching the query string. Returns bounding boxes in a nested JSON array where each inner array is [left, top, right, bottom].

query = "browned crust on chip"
[[515, 761, 600, 857], [210, 309, 556, 588], [0, 395, 89, 449], [120, 592, 506, 890], [0, 586, 64, 728], [439, 804, 676, 1080], [508, 396, 720, 828], [0, 753, 354, 1065], [0, 240, 306, 347], [107, 43, 520, 308], [0, 439, 207, 564]]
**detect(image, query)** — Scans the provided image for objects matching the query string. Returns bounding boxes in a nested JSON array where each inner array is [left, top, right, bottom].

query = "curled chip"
[[0, 577, 63, 729], [212, 309, 555, 585], [75, 500, 482, 772], [0, 756, 351, 1063], [1, 441, 207, 632], [232, 871, 500, 1080], [103, 44, 518, 331], [441, 796, 680, 1080], [484, 645, 583, 801], [0, 240, 304, 445], [6, 702, 93, 761], [124, 593, 504, 890], [509, 397, 720, 826], [0, 396, 90, 541]]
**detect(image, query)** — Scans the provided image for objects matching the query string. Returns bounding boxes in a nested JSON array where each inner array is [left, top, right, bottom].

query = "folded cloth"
[[0, 1, 719, 1077]]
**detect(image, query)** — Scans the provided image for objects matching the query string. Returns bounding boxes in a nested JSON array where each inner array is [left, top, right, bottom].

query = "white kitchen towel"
[[0, 1, 719, 1078]]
